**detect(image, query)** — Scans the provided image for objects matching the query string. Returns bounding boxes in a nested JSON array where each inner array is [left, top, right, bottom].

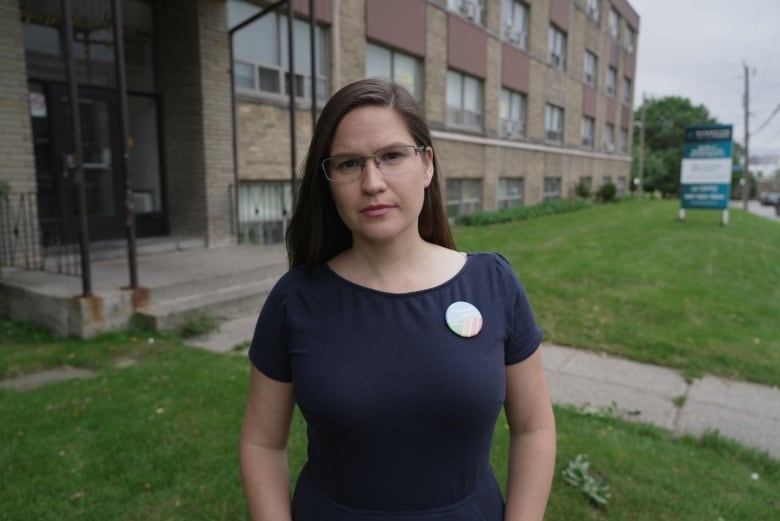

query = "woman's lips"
[[360, 204, 394, 217]]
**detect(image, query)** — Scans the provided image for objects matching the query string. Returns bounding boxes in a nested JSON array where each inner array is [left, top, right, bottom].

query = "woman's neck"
[[329, 238, 464, 294]]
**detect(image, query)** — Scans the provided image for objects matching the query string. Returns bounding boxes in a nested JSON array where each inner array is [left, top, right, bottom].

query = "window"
[[606, 66, 617, 96], [498, 178, 524, 209], [617, 177, 627, 194], [448, 0, 485, 25], [586, 0, 600, 23], [548, 25, 567, 70], [604, 123, 615, 152], [499, 88, 526, 137], [238, 181, 293, 245], [229, 0, 328, 102], [502, 0, 529, 49], [602, 176, 612, 186], [545, 104, 564, 143], [366, 44, 423, 100], [580, 176, 593, 191], [619, 127, 629, 153], [622, 76, 632, 104], [584, 51, 598, 86], [581, 116, 595, 148], [624, 25, 635, 52], [543, 177, 562, 200], [608, 9, 619, 39], [447, 70, 484, 130], [446, 178, 482, 217]]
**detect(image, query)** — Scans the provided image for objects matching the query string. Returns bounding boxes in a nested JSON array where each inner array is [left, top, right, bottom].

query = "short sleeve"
[[493, 253, 544, 365], [248, 275, 293, 382]]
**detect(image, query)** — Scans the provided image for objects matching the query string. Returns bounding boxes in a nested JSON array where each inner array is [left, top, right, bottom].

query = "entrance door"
[[49, 85, 126, 242]]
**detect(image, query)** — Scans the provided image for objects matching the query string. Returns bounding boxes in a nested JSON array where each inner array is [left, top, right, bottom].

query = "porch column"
[[158, 0, 236, 247]]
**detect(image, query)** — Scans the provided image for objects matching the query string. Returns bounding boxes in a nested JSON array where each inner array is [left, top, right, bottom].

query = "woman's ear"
[[423, 146, 434, 188]]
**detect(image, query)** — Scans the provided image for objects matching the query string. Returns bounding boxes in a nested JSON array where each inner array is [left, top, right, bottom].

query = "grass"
[[454, 199, 780, 385], [1, 324, 778, 520], [2, 199, 780, 519]]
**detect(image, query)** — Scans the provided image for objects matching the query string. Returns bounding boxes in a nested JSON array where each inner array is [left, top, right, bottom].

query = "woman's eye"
[[338, 158, 361, 170]]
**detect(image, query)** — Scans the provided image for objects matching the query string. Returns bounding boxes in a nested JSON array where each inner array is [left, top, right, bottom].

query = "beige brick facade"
[[234, 0, 638, 214], [0, 0, 35, 193]]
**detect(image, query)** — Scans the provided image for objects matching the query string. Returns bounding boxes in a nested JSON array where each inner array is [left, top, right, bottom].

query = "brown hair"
[[286, 78, 455, 269]]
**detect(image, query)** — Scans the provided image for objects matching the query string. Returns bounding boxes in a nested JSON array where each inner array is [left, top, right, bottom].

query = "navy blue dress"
[[249, 252, 543, 520]]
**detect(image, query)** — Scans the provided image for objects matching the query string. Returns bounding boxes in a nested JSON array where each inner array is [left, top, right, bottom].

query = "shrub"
[[574, 181, 592, 199], [596, 182, 617, 203], [454, 198, 592, 227]]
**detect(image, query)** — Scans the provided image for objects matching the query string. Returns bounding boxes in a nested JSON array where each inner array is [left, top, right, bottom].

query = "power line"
[[751, 102, 780, 135]]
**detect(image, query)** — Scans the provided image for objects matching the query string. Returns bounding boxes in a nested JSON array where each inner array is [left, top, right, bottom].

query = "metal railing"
[[0, 191, 81, 276]]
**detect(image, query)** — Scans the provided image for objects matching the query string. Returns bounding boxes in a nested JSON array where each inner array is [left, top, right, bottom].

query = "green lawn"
[[2, 199, 780, 519], [455, 199, 780, 385]]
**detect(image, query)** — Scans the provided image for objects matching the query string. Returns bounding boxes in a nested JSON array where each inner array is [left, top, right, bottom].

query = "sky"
[[628, 0, 780, 158]]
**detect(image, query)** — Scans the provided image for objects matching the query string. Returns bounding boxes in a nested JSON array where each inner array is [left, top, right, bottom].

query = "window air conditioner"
[[462, 2, 478, 20]]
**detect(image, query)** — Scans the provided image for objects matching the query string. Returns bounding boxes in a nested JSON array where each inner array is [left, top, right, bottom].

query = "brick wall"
[[0, 0, 35, 193], [157, 0, 235, 247]]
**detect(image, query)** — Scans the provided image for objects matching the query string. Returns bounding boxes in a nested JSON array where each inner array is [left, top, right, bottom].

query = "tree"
[[632, 96, 718, 196]]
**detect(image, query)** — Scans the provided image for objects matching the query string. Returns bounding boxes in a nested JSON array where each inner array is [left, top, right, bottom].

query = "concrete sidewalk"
[[190, 319, 780, 459]]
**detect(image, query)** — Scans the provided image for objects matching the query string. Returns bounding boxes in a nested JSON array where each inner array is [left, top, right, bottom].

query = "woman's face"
[[326, 106, 433, 246]]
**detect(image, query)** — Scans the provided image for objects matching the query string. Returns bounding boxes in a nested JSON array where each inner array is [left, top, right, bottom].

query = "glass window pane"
[[463, 76, 481, 112], [234, 12, 277, 65], [293, 18, 312, 75], [393, 52, 419, 99], [500, 89, 510, 119], [234, 61, 255, 88], [447, 71, 462, 108], [366, 43, 391, 79]]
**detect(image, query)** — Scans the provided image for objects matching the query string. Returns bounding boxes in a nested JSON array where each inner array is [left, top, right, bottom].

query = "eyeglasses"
[[321, 144, 426, 183]]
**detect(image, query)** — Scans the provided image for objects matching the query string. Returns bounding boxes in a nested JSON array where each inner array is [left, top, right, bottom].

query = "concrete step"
[[141, 260, 286, 305], [134, 275, 278, 331]]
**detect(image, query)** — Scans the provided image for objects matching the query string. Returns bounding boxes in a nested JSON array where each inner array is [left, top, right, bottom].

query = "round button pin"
[[445, 301, 483, 338]]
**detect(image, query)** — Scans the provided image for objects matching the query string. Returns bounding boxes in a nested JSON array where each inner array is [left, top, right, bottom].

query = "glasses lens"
[[324, 155, 363, 181], [377, 145, 417, 175]]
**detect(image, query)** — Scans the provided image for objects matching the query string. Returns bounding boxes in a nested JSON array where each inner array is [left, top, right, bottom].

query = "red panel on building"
[[501, 44, 529, 93], [606, 97, 617, 123], [549, 0, 570, 30], [611, 0, 640, 30], [448, 14, 488, 78], [622, 52, 635, 79], [609, 40, 619, 67], [582, 86, 597, 118], [366, 0, 426, 56], [292, 0, 333, 24]]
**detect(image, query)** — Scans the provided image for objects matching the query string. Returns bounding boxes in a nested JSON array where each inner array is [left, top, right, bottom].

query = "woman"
[[239, 78, 556, 521]]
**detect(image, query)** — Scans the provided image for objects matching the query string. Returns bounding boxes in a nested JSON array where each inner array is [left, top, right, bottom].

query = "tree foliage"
[[632, 96, 718, 195]]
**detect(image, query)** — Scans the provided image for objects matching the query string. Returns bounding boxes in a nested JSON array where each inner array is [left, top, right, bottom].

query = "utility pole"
[[742, 62, 750, 210], [637, 92, 646, 198]]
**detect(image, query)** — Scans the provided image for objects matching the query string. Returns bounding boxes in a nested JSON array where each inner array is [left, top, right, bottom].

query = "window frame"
[[548, 25, 567, 70], [622, 76, 632, 104], [497, 177, 524, 209], [545, 103, 564, 144], [502, 0, 530, 50], [499, 88, 527, 138], [366, 43, 424, 101], [619, 127, 629, 153], [586, 0, 600, 23], [608, 9, 619, 39], [604, 123, 615, 152], [230, 2, 329, 104], [446, 178, 483, 217], [584, 50, 598, 87], [448, 0, 486, 26], [581, 116, 595, 148], [446, 69, 484, 130], [606, 66, 617, 96], [543, 177, 562, 201]]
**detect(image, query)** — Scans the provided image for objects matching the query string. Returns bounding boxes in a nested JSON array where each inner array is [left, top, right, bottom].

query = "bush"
[[454, 198, 592, 227], [574, 181, 592, 199], [596, 182, 617, 203]]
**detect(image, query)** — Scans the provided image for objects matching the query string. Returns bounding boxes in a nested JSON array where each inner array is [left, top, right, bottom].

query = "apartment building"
[[233, 0, 640, 242], [0, 0, 638, 255]]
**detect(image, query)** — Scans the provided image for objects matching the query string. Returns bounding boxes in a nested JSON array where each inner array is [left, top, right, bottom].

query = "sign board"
[[680, 125, 732, 209]]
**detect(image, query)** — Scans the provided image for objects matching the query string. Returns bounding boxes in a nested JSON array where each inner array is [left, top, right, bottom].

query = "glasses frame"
[[321, 144, 427, 183]]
